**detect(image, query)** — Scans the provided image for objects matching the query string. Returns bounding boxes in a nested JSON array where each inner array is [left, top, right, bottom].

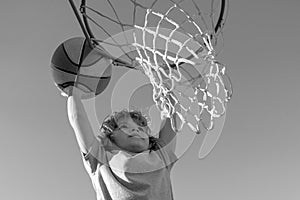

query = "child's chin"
[[128, 143, 147, 153]]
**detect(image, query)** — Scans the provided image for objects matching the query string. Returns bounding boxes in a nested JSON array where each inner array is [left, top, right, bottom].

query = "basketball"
[[50, 37, 112, 98]]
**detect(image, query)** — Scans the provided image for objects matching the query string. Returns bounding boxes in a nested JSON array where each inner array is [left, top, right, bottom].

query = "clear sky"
[[0, 0, 300, 199]]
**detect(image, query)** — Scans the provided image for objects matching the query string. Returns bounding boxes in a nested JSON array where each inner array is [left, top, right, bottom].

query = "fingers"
[[61, 86, 73, 98], [71, 86, 95, 99], [60, 85, 95, 99], [61, 91, 69, 97]]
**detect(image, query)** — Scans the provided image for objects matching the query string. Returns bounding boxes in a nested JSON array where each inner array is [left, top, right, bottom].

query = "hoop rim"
[[215, 0, 229, 36], [79, 0, 229, 54]]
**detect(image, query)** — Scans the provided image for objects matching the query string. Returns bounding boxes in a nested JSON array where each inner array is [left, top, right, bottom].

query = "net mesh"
[[79, 0, 232, 133]]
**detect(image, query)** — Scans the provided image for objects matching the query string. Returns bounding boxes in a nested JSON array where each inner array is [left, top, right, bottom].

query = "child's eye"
[[131, 113, 147, 126], [120, 125, 128, 129]]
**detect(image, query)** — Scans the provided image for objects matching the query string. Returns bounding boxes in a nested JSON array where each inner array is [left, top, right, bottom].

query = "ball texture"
[[50, 37, 112, 98]]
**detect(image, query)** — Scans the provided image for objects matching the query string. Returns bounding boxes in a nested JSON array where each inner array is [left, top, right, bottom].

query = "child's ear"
[[108, 134, 115, 142]]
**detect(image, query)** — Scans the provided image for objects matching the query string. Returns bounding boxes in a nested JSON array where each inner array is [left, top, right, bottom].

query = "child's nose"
[[131, 128, 139, 132], [131, 127, 143, 132]]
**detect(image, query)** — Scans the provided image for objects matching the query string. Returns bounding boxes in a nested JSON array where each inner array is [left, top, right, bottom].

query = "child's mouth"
[[129, 134, 141, 138], [129, 133, 146, 139]]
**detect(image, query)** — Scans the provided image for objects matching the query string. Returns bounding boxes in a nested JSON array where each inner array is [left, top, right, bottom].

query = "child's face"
[[111, 116, 150, 153]]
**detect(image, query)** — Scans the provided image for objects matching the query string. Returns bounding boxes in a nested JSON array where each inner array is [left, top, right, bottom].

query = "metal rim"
[[215, 0, 229, 35], [80, 0, 228, 43], [74, 0, 229, 67]]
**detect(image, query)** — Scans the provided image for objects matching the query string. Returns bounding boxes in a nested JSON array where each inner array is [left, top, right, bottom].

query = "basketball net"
[[71, 0, 233, 135]]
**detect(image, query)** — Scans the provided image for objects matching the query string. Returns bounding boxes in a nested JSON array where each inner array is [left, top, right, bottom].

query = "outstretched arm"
[[67, 87, 96, 154], [158, 115, 177, 153], [158, 91, 181, 153]]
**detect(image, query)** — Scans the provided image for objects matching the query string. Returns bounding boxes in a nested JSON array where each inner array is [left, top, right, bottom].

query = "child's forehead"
[[116, 115, 135, 125], [114, 110, 148, 127]]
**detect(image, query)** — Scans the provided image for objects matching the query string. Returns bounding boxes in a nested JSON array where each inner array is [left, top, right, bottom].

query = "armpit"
[[81, 139, 107, 174]]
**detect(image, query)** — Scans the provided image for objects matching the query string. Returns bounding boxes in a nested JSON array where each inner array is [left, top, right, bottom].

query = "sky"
[[0, 0, 300, 200]]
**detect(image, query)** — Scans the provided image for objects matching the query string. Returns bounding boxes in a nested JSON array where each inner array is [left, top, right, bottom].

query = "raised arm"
[[158, 91, 181, 153], [158, 115, 177, 153], [66, 61, 112, 154], [67, 87, 97, 154]]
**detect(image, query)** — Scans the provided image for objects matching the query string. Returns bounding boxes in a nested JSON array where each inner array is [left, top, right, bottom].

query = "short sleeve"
[[81, 138, 107, 174]]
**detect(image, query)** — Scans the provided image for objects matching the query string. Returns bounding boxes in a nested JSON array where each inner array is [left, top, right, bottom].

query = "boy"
[[65, 84, 178, 200]]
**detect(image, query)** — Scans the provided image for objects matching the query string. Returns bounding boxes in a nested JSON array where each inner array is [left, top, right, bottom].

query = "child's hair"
[[100, 109, 160, 152]]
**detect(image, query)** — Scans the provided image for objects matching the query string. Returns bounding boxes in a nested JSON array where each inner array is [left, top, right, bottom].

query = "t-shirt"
[[81, 137, 178, 200]]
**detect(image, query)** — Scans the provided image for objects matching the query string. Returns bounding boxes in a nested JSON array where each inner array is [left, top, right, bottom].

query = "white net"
[[79, 0, 232, 134]]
